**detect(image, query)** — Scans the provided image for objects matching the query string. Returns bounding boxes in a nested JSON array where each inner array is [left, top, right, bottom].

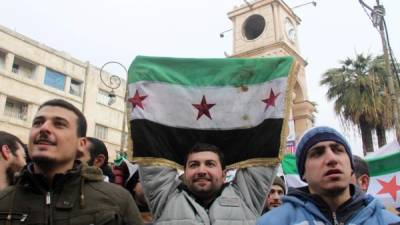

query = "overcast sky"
[[1, 0, 399, 156]]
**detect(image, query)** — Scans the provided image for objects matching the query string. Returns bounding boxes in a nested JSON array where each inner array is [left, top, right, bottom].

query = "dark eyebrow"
[[33, 116, 45, 121], [306, 146, 325, 158], [329, 143, 341, 148], [309, 145, 325, 153], [53, 116, 69, 123], [32, 116, 69, 124]]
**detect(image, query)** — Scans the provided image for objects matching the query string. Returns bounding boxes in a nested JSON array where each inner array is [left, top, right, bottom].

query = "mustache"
[[33, 132, 56, 145]]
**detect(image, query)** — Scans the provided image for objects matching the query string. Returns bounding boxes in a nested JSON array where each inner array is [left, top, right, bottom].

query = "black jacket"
[[0, 161, 143, 225]]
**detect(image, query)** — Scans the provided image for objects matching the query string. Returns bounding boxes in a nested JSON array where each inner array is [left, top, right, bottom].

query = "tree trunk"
[[375, 124, 387, 147], [359, 117, 374, 155]]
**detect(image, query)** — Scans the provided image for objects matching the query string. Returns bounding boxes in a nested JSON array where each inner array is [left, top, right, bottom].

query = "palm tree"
[[369, 55, 393, 147], [321, 54, 393, 155]]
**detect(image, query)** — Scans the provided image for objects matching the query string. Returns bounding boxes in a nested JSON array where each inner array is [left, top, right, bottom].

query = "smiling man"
[[257, 126, 400, 225], [140, 143, 276, 225], [0, 99, 143, 225]]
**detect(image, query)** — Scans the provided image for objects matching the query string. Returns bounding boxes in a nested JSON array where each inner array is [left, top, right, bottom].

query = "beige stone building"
[[227, 0, 315, 152], [0, 0, 314, 159], [0, 24, 127, 161]]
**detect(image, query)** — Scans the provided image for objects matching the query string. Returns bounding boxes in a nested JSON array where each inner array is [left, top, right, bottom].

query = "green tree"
[[321, 54, 393, 155]]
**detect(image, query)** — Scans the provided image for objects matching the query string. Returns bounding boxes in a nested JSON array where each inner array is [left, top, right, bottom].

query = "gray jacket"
[[139, 165, 277, 225]]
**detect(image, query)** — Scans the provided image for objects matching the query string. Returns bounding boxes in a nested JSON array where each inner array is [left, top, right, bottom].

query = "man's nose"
[[196, 164, 207, 175], [38, 121, 52, 134], [271, 192, 280, 199], [325, 148, 338, 165]]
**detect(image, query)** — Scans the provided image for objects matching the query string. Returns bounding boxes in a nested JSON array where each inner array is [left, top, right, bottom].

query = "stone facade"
[[0, 24, 127, 161]]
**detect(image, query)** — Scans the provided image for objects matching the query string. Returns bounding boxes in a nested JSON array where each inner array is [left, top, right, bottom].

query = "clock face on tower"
[[285, 17, 296, 43], [243, 14, 266, 40]]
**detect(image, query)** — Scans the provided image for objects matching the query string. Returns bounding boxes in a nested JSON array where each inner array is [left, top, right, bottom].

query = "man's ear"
[[94, 154, 106, 168], [359, 174, 370, 192], [76, 137, 87, 159], [1, 144, 11, 160]]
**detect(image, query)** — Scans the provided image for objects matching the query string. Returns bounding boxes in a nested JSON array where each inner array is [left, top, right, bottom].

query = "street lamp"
[[359, 0, 400, 143], [219, 28, 232, 38], [291, 1, 317, 9], [99, 61, 129, 153], [100, 61, 124, 105]]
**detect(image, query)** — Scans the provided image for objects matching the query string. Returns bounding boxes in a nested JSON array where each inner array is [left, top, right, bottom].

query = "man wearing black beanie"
[[257, 126, 400, 225]]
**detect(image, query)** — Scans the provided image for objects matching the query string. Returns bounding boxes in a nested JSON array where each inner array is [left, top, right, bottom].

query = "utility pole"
[[359, 0, 400, 143]]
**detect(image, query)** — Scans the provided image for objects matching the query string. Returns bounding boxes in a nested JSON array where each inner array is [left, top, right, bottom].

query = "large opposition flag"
[[282, 152, 400, 209], [128, 56, 296, 169]]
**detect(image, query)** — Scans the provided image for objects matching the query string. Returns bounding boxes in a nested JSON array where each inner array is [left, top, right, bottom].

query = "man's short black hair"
[[184, 143, 225, 170], [87, 137, 109, 166], [353, 155, 370, 178], [39, 99, 87, 137], [0, 131, 24, 156]]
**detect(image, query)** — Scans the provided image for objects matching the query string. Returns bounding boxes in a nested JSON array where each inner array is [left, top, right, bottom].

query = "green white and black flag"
[[128, 55, 296, 169]]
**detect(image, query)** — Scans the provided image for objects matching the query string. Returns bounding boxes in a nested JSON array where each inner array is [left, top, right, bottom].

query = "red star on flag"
[[128, 90, 147, 110], [192, 95, 215, 120], [377, 176, 400, 201], [262, 89, 280, 111]]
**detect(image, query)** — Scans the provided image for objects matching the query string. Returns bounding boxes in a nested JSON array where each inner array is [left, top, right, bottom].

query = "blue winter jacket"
[[257, 185, 400, 225]]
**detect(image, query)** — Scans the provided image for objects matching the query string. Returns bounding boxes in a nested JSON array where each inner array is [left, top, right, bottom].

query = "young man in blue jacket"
[[257, 126, 400, 225]]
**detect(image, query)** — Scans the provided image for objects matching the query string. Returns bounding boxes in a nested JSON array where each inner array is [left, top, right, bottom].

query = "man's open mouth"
[[325, 169, 342, 176]]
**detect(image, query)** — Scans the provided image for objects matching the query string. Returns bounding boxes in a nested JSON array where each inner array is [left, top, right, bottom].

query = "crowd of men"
[[0, 98, 399, 225]]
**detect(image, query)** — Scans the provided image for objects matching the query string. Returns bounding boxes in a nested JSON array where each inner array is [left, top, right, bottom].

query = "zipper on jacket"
[[332, 212, 344, 225], [46, 192, 51, 205], [46, 191, 54, 225], [332, 212, 338, 225]]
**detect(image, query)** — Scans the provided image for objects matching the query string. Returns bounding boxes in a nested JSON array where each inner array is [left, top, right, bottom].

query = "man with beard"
[[80, 137, 115, 182], [262, 176, 286, 214], [0, 99, 143, 225], [0, 131, 26, 190], [257, 126, 400, 225], [139, 142, 276, 225]]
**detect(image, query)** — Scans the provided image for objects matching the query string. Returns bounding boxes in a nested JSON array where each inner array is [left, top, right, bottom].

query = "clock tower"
[[227, 0, 315, 143]]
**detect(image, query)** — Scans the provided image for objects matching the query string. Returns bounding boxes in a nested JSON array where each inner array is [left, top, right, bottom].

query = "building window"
[[0, 51, 5, 69], [12, 63, 19, 73], [12, 57, 36, 78], [44, 68, 66, 91], [4, 98, 28, 121], [97, 89, 111, 105], [95, 124, 108, 140], [69, 79, 83, 97]]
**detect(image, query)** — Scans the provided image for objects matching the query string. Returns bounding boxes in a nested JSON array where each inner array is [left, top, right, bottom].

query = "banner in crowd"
[[281, 154, 307, 188], [367, 151, 400, 209], [282, 152, 400, 208], [127, 55, 296, 169]]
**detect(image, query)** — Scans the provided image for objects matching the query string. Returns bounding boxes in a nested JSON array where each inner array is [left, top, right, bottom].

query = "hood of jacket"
[[16, 160, 104, 192]]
